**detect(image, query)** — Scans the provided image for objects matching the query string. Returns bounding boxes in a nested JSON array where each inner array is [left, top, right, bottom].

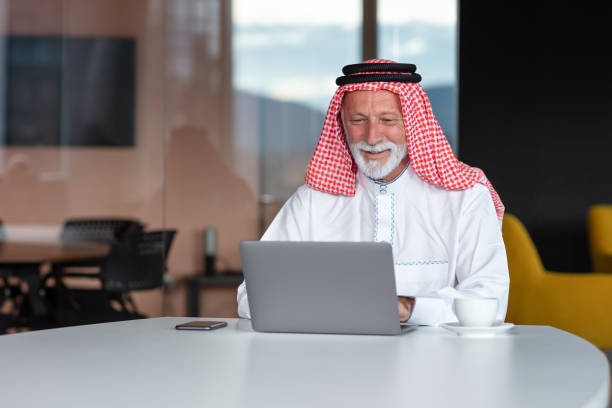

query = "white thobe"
[[237, 164, 509, 325]]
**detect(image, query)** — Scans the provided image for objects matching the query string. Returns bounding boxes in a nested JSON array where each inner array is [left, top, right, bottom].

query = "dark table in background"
[[0, 241, 110, 318]]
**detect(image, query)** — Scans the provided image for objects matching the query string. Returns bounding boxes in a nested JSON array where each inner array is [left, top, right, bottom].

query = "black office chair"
[[59, 217, 143, 248], [103, 229, 177, 314], [47, 229, 176, 326], [0, 273, 27, 334], [0, 219, 28, 333], [45, 217, 144, 284]]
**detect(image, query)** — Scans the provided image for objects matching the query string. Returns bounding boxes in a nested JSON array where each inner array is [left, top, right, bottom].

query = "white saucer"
[[440, 321, 514, 338]]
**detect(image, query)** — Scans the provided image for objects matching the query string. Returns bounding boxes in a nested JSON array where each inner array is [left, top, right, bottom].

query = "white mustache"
[[352, 141, 397, 153], [349, 139, 408, 179]]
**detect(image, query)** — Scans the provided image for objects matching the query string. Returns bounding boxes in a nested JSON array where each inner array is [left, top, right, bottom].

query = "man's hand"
[[398, 296, 415, 322]]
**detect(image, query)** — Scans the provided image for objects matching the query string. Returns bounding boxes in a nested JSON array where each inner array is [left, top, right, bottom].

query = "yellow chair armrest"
[[525, 271, 612, 348]]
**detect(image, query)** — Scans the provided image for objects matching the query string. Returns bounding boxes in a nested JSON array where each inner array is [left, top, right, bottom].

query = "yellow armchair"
[[587, 204, 612, 273], [503, 213, 612, 349]]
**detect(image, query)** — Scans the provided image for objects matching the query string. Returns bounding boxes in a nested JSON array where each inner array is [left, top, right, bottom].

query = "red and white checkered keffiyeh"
[[305, 59, 505, 221]]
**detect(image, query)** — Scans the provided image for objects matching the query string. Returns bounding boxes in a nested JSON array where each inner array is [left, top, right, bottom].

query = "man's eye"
[[381, 118, 395, 123], [351, 119, 365, 124]]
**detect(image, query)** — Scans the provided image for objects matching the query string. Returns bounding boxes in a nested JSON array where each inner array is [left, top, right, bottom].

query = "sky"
[[232, 0, 456, 112], [233, 0, 456, 26]]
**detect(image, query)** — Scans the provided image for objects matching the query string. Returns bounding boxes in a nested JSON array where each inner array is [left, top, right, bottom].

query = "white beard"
[[349, 140, 408, 180]]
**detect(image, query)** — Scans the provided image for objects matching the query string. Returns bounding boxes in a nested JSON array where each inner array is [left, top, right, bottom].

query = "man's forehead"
[[342, 89, 402, 111]]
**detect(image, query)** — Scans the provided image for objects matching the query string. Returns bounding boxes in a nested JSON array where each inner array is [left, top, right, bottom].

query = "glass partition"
[[161, 0, 258, 317], [0, 0, 166, 322], [0, 0, 457, 325]]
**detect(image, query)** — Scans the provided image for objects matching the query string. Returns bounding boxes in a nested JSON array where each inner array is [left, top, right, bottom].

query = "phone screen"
[[175, 321, 227, 330]]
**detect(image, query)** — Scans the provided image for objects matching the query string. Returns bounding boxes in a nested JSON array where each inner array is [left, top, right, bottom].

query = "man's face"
[[342, 90, 407, 179]]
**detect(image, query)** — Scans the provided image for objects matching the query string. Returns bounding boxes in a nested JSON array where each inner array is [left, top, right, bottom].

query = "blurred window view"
[[232, 0, 361, 231], [378, 0, 457, 150], [0, 0, 457, 328]]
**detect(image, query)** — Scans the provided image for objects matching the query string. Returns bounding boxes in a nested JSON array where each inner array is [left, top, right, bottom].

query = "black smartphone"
[[175, 321, 228, 331]]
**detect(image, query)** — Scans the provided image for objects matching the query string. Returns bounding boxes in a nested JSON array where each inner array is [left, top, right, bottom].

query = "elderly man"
[[237, 60, 509, 325]]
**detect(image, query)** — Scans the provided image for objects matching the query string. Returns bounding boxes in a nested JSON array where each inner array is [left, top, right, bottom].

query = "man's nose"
[[365, 122, 383, 145]]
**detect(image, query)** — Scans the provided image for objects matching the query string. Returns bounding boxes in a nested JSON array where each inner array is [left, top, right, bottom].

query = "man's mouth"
[[362, 149, 390, 160]]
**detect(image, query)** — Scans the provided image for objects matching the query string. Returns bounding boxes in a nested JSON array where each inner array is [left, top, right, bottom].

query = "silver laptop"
[[240, 241, 414, 335]]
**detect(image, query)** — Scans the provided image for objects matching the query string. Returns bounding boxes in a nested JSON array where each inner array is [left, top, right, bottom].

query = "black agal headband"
[[335, 63, 422, 86]]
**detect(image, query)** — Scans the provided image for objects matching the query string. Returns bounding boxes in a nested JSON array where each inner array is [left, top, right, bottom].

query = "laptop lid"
[[240, 241, 402, 335]]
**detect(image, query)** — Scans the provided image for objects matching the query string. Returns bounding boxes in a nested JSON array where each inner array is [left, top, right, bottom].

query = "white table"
[[0, 317, 609, 408]]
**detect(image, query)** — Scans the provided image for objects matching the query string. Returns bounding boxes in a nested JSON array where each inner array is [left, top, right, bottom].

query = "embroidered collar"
[[369, 162, 410, 186], [358, 162, 412, 195]]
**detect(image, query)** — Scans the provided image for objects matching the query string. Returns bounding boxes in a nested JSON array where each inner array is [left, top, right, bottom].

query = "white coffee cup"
[[452, 297, 499, 327]]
